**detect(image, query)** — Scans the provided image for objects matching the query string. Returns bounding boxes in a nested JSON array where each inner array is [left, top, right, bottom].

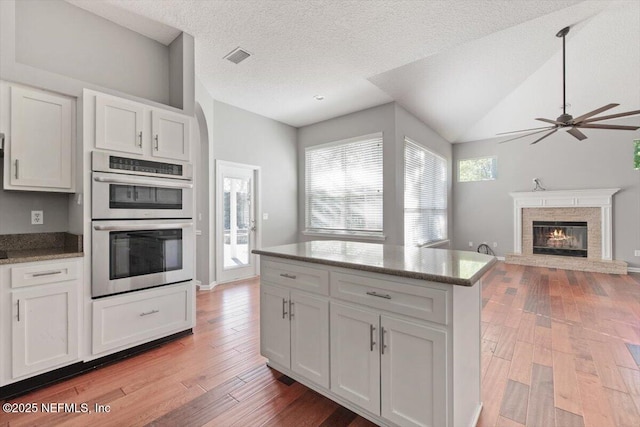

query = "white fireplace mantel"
[[510, 188, 620, 260]]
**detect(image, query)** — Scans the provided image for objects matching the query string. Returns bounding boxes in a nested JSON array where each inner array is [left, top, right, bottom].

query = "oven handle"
[[93, 175, 193, 189], [93, 222, 194, 231]]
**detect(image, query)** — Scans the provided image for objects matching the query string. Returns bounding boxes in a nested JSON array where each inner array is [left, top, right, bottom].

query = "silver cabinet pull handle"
[[154, 134, 159, 150], [138, 131, 143, 147], [140, 309, 159, 317], [366, 291, 391, 300], [381, 327, 387, 355], [17, 299, 20, 322], [289, 301, 294, 319], [370, 324, 376, 352], [280, 273, 296, 279], [15, 159, 19, 179], [31, 270, 62, 278], [282, 298, 288, 319]]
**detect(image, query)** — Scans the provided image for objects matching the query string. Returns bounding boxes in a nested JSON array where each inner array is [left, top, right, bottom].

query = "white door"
[[381, 316, 447, 427], [216, 161, 259, 284], [330, 302, 380, 415], [290, 291, 329, 388], [9, 86, 73, 190], [95, 94, 144, 155], [12, 283, 78, 379], [260, 284, 290, 368], [151, 109, 190, 161]]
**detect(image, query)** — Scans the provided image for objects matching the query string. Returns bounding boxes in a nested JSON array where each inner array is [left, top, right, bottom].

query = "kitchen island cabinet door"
[[290, 291, 329, 388], [330, 302, 380, 415], [11, 282, 78, 379], [260, 283, 290, 368], [381, 315, 447, 427]]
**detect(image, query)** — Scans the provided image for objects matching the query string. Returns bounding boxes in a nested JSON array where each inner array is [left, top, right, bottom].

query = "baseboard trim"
[[197, 280, 218, 291], [629, 267, 640, 273], [497, 256, 505, 261]]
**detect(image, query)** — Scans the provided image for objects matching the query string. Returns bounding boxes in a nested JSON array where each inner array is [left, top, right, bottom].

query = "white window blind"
[[404, 138, 448, 246], [305, 134, 383, 235]]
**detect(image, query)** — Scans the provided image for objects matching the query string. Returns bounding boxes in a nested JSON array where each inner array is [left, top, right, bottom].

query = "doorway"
[[216, 160, 260, 283]]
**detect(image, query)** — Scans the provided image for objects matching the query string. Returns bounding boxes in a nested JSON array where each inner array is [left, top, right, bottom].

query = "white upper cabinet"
[[2, 84, 75, 192], [95, 95, 144, 155], [151, 110, 190, 161], [93, 92, 191, 162]]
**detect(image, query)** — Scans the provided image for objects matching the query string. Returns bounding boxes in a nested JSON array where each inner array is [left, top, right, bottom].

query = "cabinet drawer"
[[10, 260, 79, 289], [262, 260, 329, 295], [92, 283, 193, 354], [331, 272, 448, 324]]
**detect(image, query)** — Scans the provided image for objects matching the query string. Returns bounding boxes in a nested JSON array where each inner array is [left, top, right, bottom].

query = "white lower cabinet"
[[260, 283, 329, 388], [11, 282, 78, 379], [1, 259, 82, 386], [259, 257, 482, 427]]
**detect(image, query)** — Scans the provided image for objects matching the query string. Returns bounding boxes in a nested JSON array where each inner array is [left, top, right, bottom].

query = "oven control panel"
[[109, 156, 182, 176]]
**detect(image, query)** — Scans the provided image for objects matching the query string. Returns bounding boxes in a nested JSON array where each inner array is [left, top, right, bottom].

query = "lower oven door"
[[92, 219, 194, 298]]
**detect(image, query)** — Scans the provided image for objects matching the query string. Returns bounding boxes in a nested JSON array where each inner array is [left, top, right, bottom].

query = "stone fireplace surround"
[[505, 188, 627, 274]]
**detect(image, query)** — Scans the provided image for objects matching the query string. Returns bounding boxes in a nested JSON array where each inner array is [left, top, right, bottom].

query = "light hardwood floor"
[[1, 262, 639, 427]]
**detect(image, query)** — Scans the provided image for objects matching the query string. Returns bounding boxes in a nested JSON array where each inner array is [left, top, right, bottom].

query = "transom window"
[[305, 133, 383, 237], [458, 156, 497, 182]]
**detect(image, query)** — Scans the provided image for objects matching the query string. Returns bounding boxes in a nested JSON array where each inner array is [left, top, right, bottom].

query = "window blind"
[[305, 134, 383, 235], [404, 139, 447, 246]]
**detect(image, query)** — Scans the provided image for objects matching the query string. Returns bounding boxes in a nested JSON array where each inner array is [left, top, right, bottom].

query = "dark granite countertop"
[[0, 232, 83, 265], [252, 240, 496, 286]]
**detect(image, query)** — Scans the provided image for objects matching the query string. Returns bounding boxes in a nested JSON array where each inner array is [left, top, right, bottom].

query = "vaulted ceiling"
[[66, 0, 640, 143]]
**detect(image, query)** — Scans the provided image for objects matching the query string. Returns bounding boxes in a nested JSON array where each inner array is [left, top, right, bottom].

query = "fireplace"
[[533, 221, 587, 257]]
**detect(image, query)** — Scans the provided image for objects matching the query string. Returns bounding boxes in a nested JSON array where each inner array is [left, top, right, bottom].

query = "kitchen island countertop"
[[253, 240, 496, 286]]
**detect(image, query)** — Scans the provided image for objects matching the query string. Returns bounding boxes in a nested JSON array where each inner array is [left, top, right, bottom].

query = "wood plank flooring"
[[1, 262, 639, 426]]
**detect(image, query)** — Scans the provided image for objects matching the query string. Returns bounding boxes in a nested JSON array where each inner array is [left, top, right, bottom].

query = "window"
[[305, 133, 383, 237], [404, 139, 447, 246], [458, 156, 497, 182]]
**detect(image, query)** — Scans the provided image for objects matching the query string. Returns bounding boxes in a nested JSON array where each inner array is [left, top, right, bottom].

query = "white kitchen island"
[[253, 241, 496, 427]]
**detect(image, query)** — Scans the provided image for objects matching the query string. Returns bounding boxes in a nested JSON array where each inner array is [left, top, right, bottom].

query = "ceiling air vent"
[[224, 47, 251, 64]]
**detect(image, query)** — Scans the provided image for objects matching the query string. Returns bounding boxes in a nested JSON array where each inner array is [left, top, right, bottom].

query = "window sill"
[[418, 239, 450, 248], [302, 230, 387, 242]]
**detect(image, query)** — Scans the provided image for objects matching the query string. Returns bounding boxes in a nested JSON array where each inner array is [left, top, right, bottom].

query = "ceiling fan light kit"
[[499, 26, 640, 145]]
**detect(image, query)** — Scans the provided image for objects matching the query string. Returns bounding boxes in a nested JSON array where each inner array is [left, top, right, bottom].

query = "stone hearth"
[[506, 189, 627, 274]]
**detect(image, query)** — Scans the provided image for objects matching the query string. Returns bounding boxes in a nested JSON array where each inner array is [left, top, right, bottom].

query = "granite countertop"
[[252, 240, 497, 286], [0, 232, 83, 265]]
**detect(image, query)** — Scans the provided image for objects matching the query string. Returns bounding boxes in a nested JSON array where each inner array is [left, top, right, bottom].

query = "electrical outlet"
[[635, 250, 640, 257], [468, 241, 473, 247], [493, 242, 498, 248], [31, 210, 43, 225]]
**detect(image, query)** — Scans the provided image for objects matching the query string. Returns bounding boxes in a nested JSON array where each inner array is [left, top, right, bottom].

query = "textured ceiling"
[[62, 0, 638, 143]]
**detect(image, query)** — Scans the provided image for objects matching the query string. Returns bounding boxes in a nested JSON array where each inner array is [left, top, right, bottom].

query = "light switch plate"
[[635, 250, 640, 257], [263, 213, 269, 220], [31, 210, 43, 225]]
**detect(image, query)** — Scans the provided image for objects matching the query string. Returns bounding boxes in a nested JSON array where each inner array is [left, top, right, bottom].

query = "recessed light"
[[314, 95, 325, 101]]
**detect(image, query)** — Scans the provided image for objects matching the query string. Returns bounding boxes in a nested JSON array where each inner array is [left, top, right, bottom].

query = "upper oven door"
[[92, 172, 193, 219]]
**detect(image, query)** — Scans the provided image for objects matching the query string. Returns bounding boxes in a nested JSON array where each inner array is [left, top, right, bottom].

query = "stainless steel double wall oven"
[[91, 152, 194, 298]]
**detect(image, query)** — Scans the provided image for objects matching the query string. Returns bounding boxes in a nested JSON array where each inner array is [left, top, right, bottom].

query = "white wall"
[[452, 129, 640, 268]]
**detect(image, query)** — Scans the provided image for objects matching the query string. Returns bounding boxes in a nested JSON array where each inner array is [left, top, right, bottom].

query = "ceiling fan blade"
[[496, 126, 555, 136], [499, 128, 556, 144], [578, 123, 640, 130], [571, 103, 619, 123], [530, 128, 558, 145], [580, 109, 640, 124], [567, 127, 587, 141], [536, 118, 564, 125]]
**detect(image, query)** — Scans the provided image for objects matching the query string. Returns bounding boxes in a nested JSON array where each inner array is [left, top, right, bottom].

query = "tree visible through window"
[[305, 134, 383, 236], [458, 156, 497, 182]]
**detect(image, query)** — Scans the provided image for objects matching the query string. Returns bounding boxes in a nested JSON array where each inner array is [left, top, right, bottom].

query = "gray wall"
[[0, 163, 69, 234], [297, 102, 452, 246], [15, 0, 170, 106], [212, 100, 298, 249], [452, 129, 640, 268]]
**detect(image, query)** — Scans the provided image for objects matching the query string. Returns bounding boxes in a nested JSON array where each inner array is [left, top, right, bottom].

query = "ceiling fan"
[[499, 26, 640, 145]]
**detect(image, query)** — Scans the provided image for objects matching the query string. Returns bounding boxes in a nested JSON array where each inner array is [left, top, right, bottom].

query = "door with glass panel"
[[216, 161, 259, 283]]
